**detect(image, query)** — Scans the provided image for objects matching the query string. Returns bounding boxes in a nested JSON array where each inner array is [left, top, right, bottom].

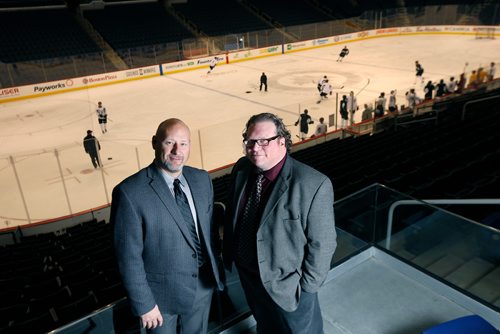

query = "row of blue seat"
[[0, 220, 123, 332]]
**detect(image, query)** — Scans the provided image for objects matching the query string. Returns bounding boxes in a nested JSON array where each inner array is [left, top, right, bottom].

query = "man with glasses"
[[223, 113, 337, 333]]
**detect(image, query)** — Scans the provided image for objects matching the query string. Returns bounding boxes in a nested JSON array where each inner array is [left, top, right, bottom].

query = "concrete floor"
[[221, 248, 500, 334]]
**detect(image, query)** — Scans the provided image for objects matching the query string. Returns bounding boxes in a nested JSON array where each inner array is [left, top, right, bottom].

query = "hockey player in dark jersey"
[[337, 46, 349, 62], [415, 61, 424, 84]]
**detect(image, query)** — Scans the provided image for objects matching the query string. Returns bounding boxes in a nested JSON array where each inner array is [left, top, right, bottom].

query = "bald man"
[[112, 119, 223, 333]]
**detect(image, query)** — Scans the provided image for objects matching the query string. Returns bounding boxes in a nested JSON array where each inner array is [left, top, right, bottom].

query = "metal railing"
[[462, 94, 500, 120], [385, 198, 500, 250]]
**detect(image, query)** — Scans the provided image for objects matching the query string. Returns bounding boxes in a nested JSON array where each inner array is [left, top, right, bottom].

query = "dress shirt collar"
[[257, 154, 287, 182], [157, 166, 187, 193]]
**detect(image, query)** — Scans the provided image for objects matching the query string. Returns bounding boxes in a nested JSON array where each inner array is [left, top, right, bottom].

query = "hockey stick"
[[355, 78, 370, 97]]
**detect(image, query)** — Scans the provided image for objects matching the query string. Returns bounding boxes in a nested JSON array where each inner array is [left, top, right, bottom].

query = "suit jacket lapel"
[[147, 164, 196, 249], [260, 157, 291, 227]]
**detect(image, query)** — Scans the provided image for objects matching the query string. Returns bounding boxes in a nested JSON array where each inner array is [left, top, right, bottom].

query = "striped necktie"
[[236, 173, 264, 268], [174, 179, 204, 267]]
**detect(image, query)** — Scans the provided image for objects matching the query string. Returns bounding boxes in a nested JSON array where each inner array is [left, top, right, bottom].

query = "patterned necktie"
[[237, 173, 264, 268], [174, 179, 204, 267]]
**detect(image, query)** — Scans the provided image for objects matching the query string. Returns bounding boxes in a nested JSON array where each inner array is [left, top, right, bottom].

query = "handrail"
[[462, 95, 500, 120], [395, 114, 437, 128], [385, 199, 500, 250], [49, 297, 127, 333]]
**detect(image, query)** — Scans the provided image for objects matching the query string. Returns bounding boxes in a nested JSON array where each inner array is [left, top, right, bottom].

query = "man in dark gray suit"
[[223, 113, 337, 333], [112, 118, 223, 333]]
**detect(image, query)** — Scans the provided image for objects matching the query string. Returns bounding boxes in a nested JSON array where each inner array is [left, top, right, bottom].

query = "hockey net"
[[475, 27, 496, 40]]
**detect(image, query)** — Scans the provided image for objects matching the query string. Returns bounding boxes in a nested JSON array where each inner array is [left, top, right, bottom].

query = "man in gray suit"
[[112, 118, 223, 333], [223, 113, 337, 333]]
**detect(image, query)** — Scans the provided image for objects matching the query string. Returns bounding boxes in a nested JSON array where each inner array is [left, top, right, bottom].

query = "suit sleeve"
[[300, 177, 337, 293], [111, 185, 156, 316]]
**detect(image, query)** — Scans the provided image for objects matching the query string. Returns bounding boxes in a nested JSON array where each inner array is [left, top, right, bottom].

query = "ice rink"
[[1, 33, 499, 226]]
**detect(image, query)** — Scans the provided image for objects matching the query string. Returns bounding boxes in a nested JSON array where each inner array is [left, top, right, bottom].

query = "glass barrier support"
[[135, 146, 141, 171], [54, 148, 73, 215], [9, 155, 31, 224], [198, 128, 205, 170], [98, 147, 111, 205], [386, 199, 500, 249]]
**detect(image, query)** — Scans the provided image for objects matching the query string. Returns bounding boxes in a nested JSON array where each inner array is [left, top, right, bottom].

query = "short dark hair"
[[243, 113, 292, 152]]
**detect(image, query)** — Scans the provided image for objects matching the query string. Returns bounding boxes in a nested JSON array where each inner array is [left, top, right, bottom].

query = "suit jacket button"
[[192, 274, 198, 278], [192, 254, 196, 258]]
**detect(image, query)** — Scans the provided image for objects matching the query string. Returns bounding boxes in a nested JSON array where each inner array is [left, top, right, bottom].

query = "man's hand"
[[141, 305, 163, 329]]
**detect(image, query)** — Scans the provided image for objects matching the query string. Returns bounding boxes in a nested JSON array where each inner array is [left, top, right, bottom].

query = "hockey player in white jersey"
[[96, 101, 107, 133], [317, 75, 327, 92], [317, 79, 332, 103], [207, 57, 217, 74], [347, 91, 358, 125]]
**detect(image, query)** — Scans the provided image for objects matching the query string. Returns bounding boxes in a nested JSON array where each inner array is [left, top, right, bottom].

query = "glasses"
[[243, 135, 280, 147]]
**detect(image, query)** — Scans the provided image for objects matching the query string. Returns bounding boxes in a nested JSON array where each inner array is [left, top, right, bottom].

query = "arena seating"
[[171, 0, 270, 35], [246, 0, 331, 26], [0, 9, 100, 62], [311, 0, 365, 19], [83, 2, 193, 50], [0, 219, 125, 332], [422, 315, 498, 333]]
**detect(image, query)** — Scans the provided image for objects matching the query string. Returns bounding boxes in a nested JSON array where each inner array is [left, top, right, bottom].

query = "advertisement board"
[[0, 65, 160, 103]]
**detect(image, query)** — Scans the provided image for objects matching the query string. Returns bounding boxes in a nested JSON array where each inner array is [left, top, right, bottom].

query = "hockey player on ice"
[[317, 75, 327, 92], [317, 79, 332, 103], [96, 101, 108, 133], [295, 109, 314, 141], [347, 91, 358, 125], [207, 57, 217, 74], [414, 61, 424, 84], [337, 46, 349, 62]]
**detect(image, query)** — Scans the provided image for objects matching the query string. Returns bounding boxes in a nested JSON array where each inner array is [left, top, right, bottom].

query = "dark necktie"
[[174, 179, 204, 267], [237, 173, 264, 268]]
